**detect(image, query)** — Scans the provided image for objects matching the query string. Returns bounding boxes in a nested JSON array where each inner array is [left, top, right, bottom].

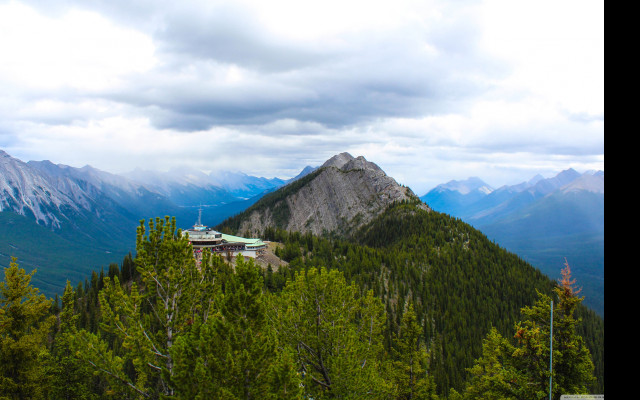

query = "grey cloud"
[[118, 36, 498, 132], [155, 5, 332, 73], [13, 0, 509, 132]]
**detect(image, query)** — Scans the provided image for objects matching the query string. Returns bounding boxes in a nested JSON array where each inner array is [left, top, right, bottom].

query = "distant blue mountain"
[[420, 169, 605, 316], [420, 177, 494, 218], [1, 149, 298, 296]]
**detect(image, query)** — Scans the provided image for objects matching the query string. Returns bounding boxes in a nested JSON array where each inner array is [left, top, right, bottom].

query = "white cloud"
[[0, 1, 156, 91], [0, 0, 604, 194], [478, 0, 604, 116]]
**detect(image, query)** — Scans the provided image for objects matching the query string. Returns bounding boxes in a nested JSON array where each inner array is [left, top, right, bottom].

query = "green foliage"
[[171, 255, 300, 399], [270, 267, 386, 399], [49, 281, 101, 400], [390, 303, 439, 400], [0, 207, 604, 399], [258, 203, 604, 396], [462, 262, 595, 400], [0, 258, 56, 400], [73, 216, 224, 398], [463, 328, 518, 400]]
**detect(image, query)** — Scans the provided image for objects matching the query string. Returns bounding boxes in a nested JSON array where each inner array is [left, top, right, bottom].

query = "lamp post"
[[549, 300, 553, 400]]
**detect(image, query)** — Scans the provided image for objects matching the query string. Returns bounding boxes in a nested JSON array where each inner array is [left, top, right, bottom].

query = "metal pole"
[[549, 300, 553, 400]]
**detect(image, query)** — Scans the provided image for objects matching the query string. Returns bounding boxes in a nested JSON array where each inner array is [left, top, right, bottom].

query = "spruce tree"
[[171, 255, 301, 399], [50, 281, 98, 400], [270, 267, 386, 399], [463, 328, 518, 400], [462, 261, 596, 400], [74, 217, 223, 398], [0, 258, 56, 400], [391, 303, 439, 400]]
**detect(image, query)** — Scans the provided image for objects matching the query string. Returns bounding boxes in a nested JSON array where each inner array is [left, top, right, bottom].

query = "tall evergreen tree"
[[0, 258, 56, 400], [270, 267, 386, 399], [511, 261, 595, 399], [462, 261, 595, 400], [390, 303, 439, 400], [463, 328, 518, 400], [171, 255, 300, 399], [49, 281, 99, 400], [74, 217, 223, 398]]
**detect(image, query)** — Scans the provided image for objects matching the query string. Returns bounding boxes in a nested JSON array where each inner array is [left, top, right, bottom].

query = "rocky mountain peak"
[[1, 151, 79, 228], [560, 171, 604, 194], [219, 153, 428, 237], [341, 155, 384, 174], [321, 152, 356, 169]]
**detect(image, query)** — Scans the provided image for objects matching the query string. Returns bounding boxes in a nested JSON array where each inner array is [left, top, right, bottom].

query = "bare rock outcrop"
[[232, 153, 428, 237]]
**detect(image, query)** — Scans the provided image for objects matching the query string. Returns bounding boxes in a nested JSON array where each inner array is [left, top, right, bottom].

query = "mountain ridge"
[[1, 149, 604, 395], [419, 168, 604, 315], [216, 152, 427, 237], [0, 149, 300, 296]]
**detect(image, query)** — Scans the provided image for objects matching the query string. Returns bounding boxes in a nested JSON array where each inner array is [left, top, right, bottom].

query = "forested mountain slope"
[[1, 149, 603, 398], [421, 169, 604, 316], [255, 201, 604, 396], [2, 202, 602, 398], [214, 153, 603, 396]]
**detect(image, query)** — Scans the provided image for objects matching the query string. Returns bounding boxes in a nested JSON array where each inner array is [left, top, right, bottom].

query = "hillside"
[[215, 153, 604, 396], [242, 200, 604, 396], [421, 169, 605, 315], [2, 149, 604, 395]]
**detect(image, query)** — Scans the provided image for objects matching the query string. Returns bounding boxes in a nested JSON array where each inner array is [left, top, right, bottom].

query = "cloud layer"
[[0, 0, 604, 194]]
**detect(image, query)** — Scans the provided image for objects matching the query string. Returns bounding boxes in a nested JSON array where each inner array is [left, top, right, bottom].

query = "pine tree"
[[391, 303, 439, 400], [171, 255, 298, 399], [510, 261, 595, 399], [463, 328, 518, 400], [49, 281, 99, 400], [208, 255, 276, 399], [547, 260, 595, 397], [462, 260, 596, 400], [264, 347, 303, 400], [74, 217, 223, 398], [0, 258, 56, 400], [270, 267, 386, 399]]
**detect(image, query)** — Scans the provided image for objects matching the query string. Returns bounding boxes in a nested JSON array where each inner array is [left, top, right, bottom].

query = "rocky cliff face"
[[1, 150, 89, 229], [228, 153, 428, 236]]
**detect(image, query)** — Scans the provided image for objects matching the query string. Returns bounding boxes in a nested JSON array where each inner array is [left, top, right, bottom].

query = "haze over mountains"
[[421, 169, 605, 315], [1, 148, 603, 316], [0, 149, 299, 293]]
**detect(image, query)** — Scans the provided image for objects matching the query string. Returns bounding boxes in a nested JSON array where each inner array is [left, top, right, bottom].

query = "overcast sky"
[[0, 0, 603, 194]]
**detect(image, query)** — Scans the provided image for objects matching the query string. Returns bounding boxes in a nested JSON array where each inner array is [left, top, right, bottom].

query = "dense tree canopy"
[[462, 262, 594, 400], [0, 208, 603, 399], [269, 267, 386, 399]]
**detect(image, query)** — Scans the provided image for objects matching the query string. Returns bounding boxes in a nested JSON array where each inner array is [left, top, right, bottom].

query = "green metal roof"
[[220, 234, 265, 246]]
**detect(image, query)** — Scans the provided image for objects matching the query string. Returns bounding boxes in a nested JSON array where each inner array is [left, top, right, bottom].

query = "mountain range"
[[0, 149, 304, 294], [212, 152, 604, 394], [1, 148, 604, 316], [420, 169, 605, 315], [1, 149, 604, 394]]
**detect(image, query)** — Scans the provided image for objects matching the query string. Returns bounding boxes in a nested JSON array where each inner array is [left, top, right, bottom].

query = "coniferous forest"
[[1, 203, 604, 399]]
